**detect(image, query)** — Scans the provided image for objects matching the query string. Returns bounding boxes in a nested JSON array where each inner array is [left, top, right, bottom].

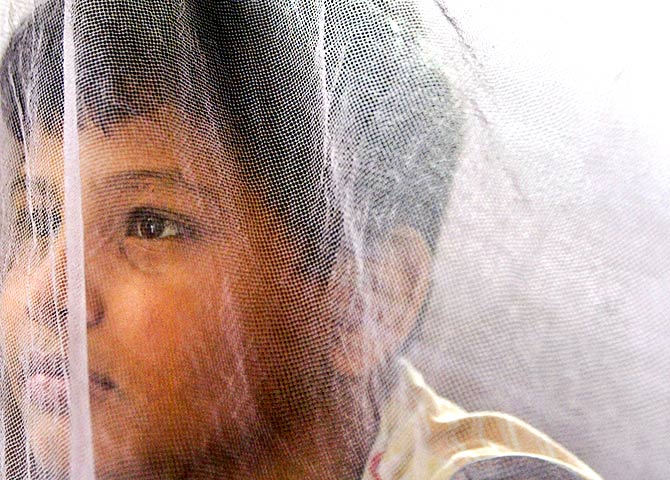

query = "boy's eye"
[[16, 208, 62, 240], [127, 209, 181, 240]]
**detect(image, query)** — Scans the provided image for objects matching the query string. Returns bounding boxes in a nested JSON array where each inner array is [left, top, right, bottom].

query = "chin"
[[24, 406, 71, 477]]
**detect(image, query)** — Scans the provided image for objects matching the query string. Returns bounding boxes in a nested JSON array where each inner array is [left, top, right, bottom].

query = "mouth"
[[24, 351, 116, 414]]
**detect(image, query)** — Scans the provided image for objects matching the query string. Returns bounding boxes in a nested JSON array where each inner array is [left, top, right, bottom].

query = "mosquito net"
[[0, 0, 668, 478]]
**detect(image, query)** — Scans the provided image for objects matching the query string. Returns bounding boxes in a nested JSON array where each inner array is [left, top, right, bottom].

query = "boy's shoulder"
[[360, 360, 602, 480]]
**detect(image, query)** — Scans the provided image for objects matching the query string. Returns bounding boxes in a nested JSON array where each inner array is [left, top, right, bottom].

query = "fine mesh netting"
[[0, 0, 668, 479]]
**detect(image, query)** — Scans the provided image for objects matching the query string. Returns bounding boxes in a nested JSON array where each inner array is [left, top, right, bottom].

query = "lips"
[[25, 351, 69, 414], [24, 351, 116, 414]]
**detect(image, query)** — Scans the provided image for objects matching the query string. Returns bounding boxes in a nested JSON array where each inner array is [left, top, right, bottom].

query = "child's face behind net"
[[0, 111, 359, 478]]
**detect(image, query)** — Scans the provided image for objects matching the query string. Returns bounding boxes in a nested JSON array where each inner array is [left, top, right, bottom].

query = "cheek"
[[0, 272, 21, 339], [88, 263, 262, 463], [0, 265, 50, 380], [93, 263, 247, 394], [0, 273, 24, 390]]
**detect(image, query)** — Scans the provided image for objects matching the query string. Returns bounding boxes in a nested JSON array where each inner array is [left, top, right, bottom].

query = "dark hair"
[[0, 0, 460, 269]]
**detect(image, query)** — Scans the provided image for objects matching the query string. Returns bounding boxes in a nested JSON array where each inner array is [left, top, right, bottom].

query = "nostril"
[[87, 311, 103, 328], [56, 308, 68, 329], [87, 302, 103, 329]]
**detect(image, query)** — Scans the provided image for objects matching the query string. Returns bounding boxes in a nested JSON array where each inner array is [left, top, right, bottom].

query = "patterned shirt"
[[361, 360, 602, 480]]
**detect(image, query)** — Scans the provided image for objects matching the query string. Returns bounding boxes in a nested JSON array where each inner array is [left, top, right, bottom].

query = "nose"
[[26, 237, 69, 332], [26, 235, 103, 331]]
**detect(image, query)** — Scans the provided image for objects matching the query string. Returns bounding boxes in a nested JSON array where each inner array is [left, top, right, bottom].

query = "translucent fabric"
[[0, 0, 668, 479]]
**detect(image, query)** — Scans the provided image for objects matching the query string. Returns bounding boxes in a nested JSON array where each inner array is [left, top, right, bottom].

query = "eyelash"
[[13, 206, 192, 243], [125, 208, 189, 240], [15, 208, 62, 240]]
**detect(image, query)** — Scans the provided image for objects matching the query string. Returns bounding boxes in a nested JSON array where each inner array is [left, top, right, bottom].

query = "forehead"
[[11, 113, 294, 248], [19, 113, 238, 195]]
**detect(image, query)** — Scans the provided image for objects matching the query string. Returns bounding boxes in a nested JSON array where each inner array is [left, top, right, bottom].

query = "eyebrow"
[[9, 175, 58, 200], [104, 168, 183, 186], [100, 169, 199, 195], [11, 168, 216, 203]]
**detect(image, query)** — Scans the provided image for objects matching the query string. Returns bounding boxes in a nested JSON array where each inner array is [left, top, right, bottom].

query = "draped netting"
[[1, 0, 668, 478]]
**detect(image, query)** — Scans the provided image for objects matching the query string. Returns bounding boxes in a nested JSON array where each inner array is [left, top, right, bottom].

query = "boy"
[[0, 0, 602, 478]]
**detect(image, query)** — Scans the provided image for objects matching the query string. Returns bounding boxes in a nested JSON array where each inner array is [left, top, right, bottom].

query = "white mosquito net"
[[0, 0, 668, 478]]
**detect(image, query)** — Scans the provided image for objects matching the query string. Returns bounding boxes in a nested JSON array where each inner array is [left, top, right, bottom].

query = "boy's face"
[[0, 114, 341, 477]]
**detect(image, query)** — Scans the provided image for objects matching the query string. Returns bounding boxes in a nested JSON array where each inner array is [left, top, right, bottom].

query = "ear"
[[327, 227, 432, 378]]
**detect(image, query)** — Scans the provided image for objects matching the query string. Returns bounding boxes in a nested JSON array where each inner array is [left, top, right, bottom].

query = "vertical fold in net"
[[62, 0, 94, 477]]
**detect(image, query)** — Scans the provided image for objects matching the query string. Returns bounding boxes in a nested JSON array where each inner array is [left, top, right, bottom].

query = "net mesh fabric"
[[0, 0, 668, 479]]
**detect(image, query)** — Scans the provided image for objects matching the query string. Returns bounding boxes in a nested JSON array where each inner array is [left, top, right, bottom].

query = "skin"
[[0, 112, 430, 479]]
